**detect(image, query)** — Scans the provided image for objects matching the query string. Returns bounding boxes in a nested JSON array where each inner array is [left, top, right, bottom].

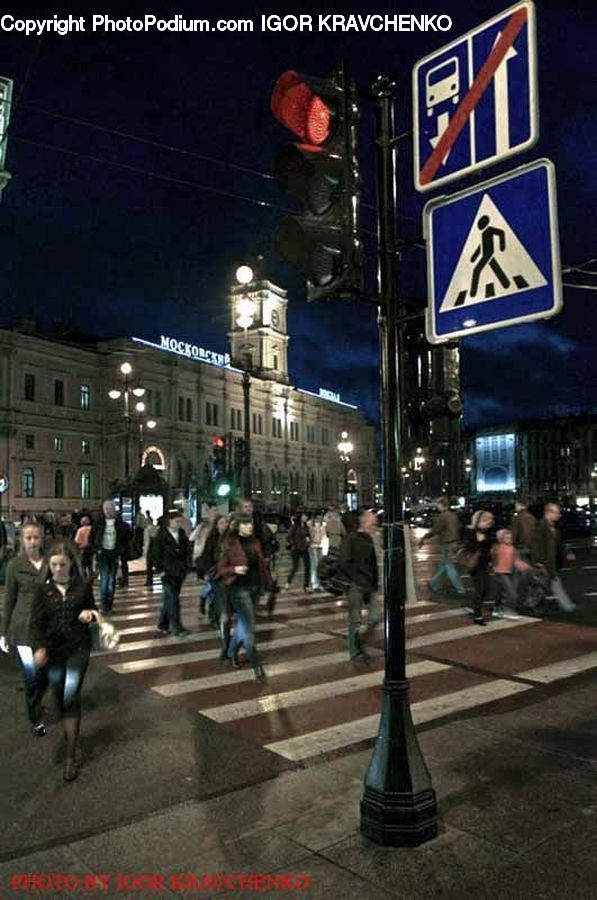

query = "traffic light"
[[270, 65, 364, 301], [421, 392, 463, 419], [211, 435, 227, 479]]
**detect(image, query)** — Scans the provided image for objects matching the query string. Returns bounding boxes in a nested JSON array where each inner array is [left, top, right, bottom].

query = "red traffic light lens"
[[271, 70, 331, 146], [305, 95, 331, 145], [212, 437, 225, 448]]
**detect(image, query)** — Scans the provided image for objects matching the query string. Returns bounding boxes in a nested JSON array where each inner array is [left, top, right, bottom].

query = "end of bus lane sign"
[[413, 1, 538, 192]]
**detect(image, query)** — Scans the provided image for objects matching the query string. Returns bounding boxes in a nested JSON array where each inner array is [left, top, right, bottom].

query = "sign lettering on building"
[[132, 336, 230, 367], [319, 388, 341, 403]]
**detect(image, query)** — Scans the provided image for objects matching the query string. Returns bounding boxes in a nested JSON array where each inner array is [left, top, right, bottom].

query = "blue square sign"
[[413, 1, 538, 192], [424, 159, 562, 344]]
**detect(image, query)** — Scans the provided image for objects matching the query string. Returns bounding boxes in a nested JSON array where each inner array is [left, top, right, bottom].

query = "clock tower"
[[228, 279, 289, 384]]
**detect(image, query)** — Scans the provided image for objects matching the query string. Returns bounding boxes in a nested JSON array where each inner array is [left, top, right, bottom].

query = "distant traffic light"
[[270, 65, 364, 301], [212, 435, 227, 479], [234, 437, 248, 474]]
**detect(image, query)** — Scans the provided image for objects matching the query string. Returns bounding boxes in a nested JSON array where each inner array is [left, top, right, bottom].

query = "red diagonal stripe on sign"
[[419, 5, 528, 187]]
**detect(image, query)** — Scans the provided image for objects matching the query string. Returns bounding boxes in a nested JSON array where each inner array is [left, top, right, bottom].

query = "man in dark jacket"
[[533, 502, 575, 612], [90, 500, 131, 612], [339, 509, 381, 662], [510, 496, 537, 604], [511, 497, 537, 561], [152, 510, 191, 636]]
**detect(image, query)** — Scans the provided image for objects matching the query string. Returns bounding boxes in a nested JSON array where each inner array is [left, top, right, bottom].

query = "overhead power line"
[[13, 135, 295, 213], [18, 102, 273, 182]]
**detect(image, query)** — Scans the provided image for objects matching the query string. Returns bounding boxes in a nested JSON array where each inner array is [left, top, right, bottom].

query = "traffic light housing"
[[270, 66, 364, 301], [233, 437, 248, 476]]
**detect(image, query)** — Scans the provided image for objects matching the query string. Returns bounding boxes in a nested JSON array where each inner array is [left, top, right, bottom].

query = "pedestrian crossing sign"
[[424, 158, 562, 343]]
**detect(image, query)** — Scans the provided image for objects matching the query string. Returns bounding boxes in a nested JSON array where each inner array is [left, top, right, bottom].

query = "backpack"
[[317, 547, 350, 596]]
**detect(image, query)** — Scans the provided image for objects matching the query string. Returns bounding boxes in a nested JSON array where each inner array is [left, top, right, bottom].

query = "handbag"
[[454, 545, 481, 572], [89, 609, 120, 651]]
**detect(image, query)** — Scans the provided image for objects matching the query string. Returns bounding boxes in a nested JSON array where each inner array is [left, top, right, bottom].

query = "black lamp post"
[[359, 76, 438, 847], [133, 400, 157, 468]]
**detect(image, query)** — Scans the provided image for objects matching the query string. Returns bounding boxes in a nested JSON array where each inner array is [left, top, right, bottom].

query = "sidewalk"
[[3, 664, 597, 899]]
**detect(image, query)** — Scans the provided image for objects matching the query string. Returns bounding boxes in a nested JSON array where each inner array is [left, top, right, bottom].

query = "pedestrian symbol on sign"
[[439, 193, 547, 312]]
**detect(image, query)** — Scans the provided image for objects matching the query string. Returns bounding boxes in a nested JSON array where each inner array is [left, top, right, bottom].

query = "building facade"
[[464, 414, 597, 502], [0, 281, 377, 520]]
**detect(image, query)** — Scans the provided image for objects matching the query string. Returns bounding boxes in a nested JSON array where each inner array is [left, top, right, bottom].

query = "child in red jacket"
[[492, 528, 532, 617]]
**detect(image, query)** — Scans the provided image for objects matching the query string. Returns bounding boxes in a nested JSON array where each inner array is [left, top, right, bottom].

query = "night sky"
[[0, 0, 595, 429]]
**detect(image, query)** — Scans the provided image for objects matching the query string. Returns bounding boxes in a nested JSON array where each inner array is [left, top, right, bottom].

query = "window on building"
[[22, 467, 34, 497], [54, 436, 63, 452], [290, 421, 299, 441], [206, 401, 219, 427], [81, 471, 91, 499], [155, 390, 162, 417], [306, 424, 315, 444], [146, 388, 153, 412], [321, 427, 330, 446], [272, 417, 283, 438], [80, 384, 90, 410], [230, 408, 243, 431], [186, 398, 192, 422], [81, 439, 90, 455], [54, 469, 64, 498], [273, 354, 279, 371], [25, 434, 35, 450], [54, 379, 65, 406], [178, 396, 184, 420], [24, 373, 36, 402], [252, 412, 263, 435]]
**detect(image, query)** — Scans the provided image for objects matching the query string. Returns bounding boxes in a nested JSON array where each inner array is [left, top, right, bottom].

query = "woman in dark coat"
[[464, 510, 496, 626], [285, 512, 311, 592], [29, 541, 96, 781], [0, 522, 49, 735], [218, 515, 272, 679]]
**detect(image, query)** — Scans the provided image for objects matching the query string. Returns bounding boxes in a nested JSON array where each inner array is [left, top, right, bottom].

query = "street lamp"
[[413, 447, 426, 503], [337, 430, 354, 507], [134, 400, 157, 467], [108, 363, 146, 479], [464, 458, 473, 504], [233, 265, 257, 499]]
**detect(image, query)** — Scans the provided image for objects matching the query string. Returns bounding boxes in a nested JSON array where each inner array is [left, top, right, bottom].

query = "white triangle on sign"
[[439, 193, 547, 313]]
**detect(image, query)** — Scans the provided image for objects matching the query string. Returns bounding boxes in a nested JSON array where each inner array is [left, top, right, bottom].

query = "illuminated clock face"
[[271, 309, 280, 329]]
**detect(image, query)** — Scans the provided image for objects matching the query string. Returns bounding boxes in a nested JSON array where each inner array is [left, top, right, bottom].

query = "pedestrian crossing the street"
[[87, 574, 597, 766]]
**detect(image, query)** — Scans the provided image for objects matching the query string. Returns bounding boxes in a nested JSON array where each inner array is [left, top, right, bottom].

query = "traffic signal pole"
[[360, 76, 438, 847]]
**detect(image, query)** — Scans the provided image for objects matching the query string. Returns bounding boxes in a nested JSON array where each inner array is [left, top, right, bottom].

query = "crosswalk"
[[85, 574, 597, 767]]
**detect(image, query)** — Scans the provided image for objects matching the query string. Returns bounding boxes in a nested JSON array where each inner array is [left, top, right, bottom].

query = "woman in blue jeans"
[[29, 541, 96, 781], [218, 514, 273, 680]]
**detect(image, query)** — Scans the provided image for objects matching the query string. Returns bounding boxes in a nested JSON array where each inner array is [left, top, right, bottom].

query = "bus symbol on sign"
[[425, 57, 460, 115]]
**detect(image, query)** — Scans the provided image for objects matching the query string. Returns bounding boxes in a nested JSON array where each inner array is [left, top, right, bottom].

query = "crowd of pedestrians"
[[0, 497, 383, 781], [421, 496, 577, 624]]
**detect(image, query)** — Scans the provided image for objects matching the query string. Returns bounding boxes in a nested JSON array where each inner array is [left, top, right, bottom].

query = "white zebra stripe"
[[202, 660, 450, 723], [265, 680, 532, 761], [109, 631, 333, 673]]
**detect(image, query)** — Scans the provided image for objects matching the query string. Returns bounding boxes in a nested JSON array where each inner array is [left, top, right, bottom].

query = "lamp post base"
[[360, 679, 438, 846]]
